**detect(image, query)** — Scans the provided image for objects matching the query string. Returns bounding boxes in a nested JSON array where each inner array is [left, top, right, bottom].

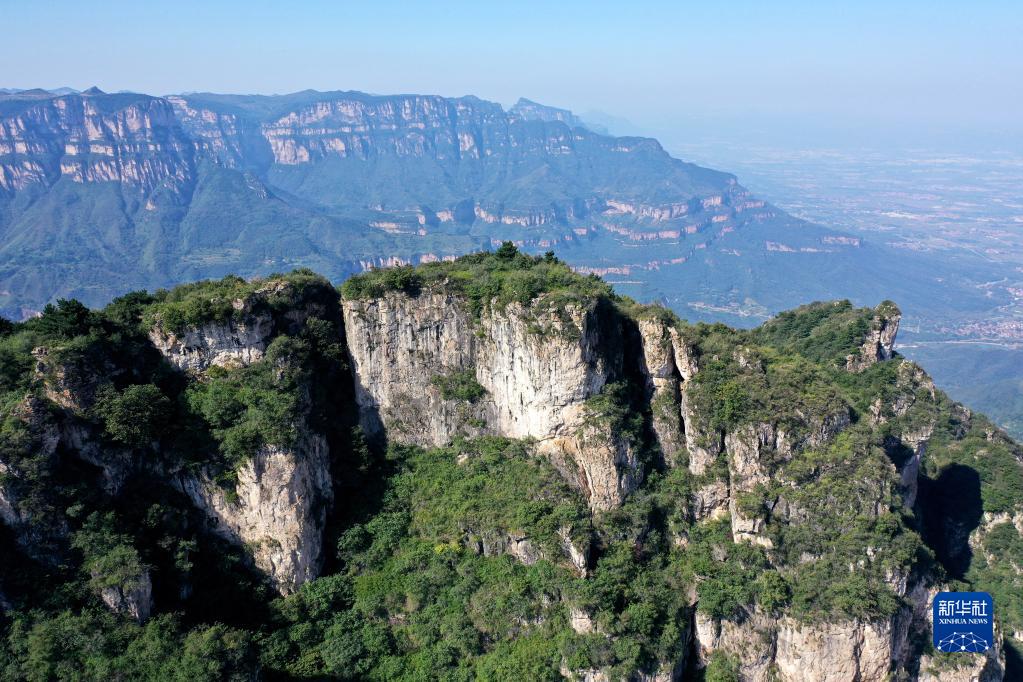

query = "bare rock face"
[[559, 527, 590, 575], [725, 423, 776, 546], [99, 570, 153, 624], [0, 91, 196, 193], [465, 524, 589, 575], [636, 317, 686, 466], [342, 291, 610, 444], [469, 530, 542, 565], [774, 617, 894, 682], [32, 346, 110, 413], [341, 291, 478, 443], [692, 480, 730, 521], [569, 607, 597, 634], [631, 311, 715, 475], [846, 303, 901, 372], [694, 611, 910, 682], [560, 666, 610, 682], [149, 310, 274, 373], [542, 422, 640, 512], [476, 300, 611, 441], [181, 432, 332, 595], [342, 290, 640, 511], [148, 277, 336, 374], [694, 608, 776, 680], [693, 575, 948, 682]]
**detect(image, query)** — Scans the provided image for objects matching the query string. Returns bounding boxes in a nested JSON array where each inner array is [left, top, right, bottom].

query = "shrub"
[[705, 651, 741, 682], [94, 384, 172, 448], [30, 299, 97, 340], [340, 248, 615, 331], [431, 369, 487, 402]]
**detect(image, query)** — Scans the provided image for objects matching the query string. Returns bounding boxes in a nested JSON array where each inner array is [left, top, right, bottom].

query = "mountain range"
[[0, 87, 1018, 435], [1, 253, 1019, 679]]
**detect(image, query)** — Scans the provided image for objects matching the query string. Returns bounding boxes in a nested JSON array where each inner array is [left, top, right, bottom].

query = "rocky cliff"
[[342, 289, 638, 511], [1, 253, 1021, 680], [178, 435, 331, 595], [0, 88, 196, 193], [0, 85, 869, 332]]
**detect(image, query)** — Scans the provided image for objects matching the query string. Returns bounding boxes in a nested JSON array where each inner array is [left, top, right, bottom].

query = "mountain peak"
[[509, 97, 585, 129]]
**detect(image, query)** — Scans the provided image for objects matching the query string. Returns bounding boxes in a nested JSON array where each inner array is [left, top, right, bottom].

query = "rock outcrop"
[[342, 290, 641, 511], [147, 278, 329, 373], [0, 89, 196, 193], [773, 617, 896, 682], [98, 570, 153, 624], [636, 317, 686, 466], [725, 423, 777, 546], [180, 434, 332, 595], [694, 604, 925, 682], [846, 303, 901, 372], [150, 312, 273, 372], [342, 291, 611, 444]]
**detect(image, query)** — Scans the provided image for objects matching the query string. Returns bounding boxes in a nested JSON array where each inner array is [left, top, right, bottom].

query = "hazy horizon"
[[5, 0, 1022, 150]]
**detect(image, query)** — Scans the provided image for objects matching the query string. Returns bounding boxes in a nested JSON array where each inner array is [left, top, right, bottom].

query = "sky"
[[3, 0, 1022, 148]]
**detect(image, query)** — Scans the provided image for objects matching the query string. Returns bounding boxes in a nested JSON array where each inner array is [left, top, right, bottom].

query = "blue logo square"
[[933, 591, 994, 653]]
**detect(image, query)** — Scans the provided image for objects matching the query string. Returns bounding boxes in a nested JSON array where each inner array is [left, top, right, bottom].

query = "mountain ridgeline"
[[0, 85, 952, 325], [0, 87, 740, 316], [4, 85, 1019, 442], [1, 249, 1020, 680]]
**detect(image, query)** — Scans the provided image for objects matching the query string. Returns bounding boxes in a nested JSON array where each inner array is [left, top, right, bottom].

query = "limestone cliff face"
[[773, 617, 898, 682], [165, 89, 750, 226], [636, 317, 686, 466], [149, 312, 273, 372], [694, 599, 921, 682], [0, 89, 196, 193], [181, 433, 332, 595], [147, 287, 336, 594], [340, 291, 481, 444], [148, 279, 331, 373], [846, 303, 901, 372], [98, 570, 153, 624], [342, 290, 638, 511], [260, 95, 509, 165]]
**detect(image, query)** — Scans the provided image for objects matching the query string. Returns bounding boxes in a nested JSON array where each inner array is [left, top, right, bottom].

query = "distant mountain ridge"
[[0, 86, 865, 319], [1, 87, 1017, 439]]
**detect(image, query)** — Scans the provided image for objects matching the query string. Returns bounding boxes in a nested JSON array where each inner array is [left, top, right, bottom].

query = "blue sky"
[[4, 0, 1021, 144]]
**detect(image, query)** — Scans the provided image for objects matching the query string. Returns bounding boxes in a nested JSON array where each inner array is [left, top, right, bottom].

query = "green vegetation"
[[0, 611, 257, 681], [0, 270, 350, 679], [342, 244, 614, 328], [144, 269, 332, 333], [704, 651, 741, 682], [751, 299, 882, 366], [185, 337, 306, 475], [431, 369, 487, 403], [94, 384, 172, 448], [72, 512, 148, 592], [1, 261, 1022, 678], [583, 381, 645, 442], [266, 437, 693, 679]]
